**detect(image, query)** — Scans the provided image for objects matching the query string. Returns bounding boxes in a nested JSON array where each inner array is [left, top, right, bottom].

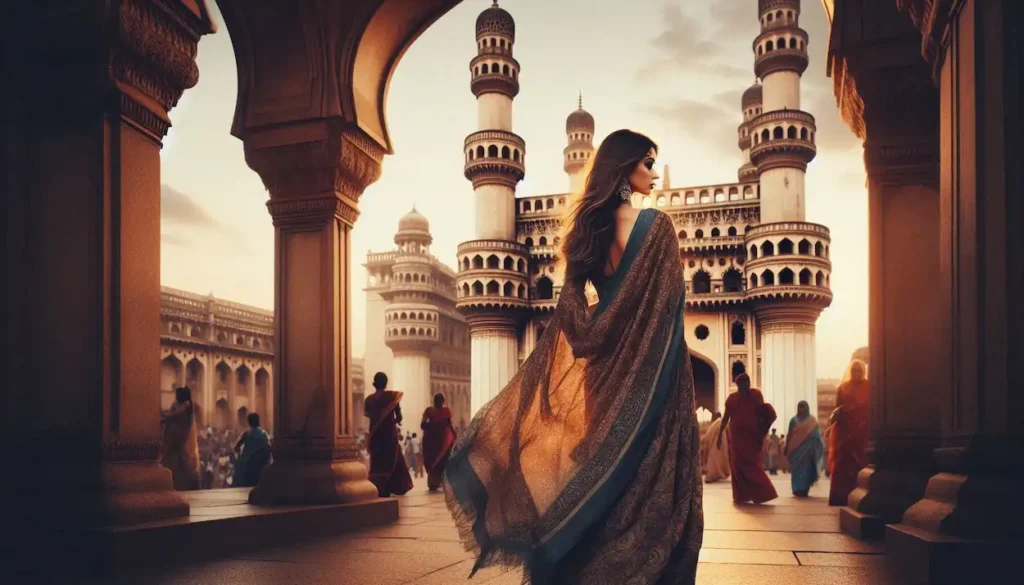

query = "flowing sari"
[[443, 209, 703, 585], [702, 417, 730, 483], [828, 379, 869, 506], [422, 406, 457, 491], [724, 389, 778, 504], [160, 400, 200, 491], [365, 390, 413, 497], [785, 415, 823, 496]]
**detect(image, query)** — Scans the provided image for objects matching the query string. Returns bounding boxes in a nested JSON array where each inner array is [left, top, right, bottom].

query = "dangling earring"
[[617, 179, 633, 203]]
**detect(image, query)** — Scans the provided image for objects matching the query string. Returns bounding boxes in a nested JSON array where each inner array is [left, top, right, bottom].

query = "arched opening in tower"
[[689, 352, 716, 413]]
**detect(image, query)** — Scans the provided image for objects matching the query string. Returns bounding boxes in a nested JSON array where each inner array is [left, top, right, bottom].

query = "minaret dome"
[[476, 1, 515, 41]]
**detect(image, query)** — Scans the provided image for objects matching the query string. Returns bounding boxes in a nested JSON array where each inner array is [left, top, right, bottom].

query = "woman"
[[365, 372, 414, 497], [444, 130, 703, 584], [232, 412, 272, 488], [160, 386, 201, 490], [829, 359, 870, 506], [784, 401, 824, 497], [717, 373, 778, 504], [421, 393, 457, 491], [702, 413, 730, 483]]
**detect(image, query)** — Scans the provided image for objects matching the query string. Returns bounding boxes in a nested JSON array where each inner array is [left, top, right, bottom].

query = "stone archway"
[[687, 349, 717, 414]]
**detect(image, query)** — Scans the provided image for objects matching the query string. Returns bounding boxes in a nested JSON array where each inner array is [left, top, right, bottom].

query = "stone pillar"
[[392, 351, 432, 429], [885, 1, 1024, 582], [469, 319, 519, 416], [758, 313, 818, 435], [825, 2, 947, 539], [2, 0, 212, 532], [243, 125, 382, 505]]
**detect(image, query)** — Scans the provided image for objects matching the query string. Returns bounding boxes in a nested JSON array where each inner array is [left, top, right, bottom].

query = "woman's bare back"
[[604, 207, 643, 277]]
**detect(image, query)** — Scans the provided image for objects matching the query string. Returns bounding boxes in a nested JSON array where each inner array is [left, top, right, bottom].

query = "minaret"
[[563, 93, 595, 194], [737, 81, 762, 182], [457, 1, 529, 415], [744, 0, 832, 429], [382, 208, 439, 424]]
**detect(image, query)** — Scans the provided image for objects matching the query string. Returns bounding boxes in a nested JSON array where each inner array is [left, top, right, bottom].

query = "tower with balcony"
[[745, 0, 832, 427], [564, 94, 595, 194], [458, 1, 529, 415]]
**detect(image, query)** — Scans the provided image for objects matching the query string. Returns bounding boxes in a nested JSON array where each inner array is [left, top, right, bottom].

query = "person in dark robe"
[[160, 386, 201, 490], [828, 359, 869, 506], [364, 372, 413, 497], [443, 130, 702, 584], [232, 412, 271, 487], [421, 392, 457, 492], [717, 373, 778, 504]]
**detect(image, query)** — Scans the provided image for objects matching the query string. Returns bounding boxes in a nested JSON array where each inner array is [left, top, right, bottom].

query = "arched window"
[[779, 268, 795, 285], [486, 280, 500, 295], [476, 145, 484, 158], [767, 13, 773, 22], [800, 127, 808, 140], [711, 228, 721, 237], [778, 238, 794, 254], [692, 271, 711, 294], [539, 236, 547, 245], [750, 274, 759, 288], [816, 271, 825, 287], [787, 126, 797, 139], [524, 237, 534, 247], [502, 64, 509, 75], [513, 149, 520, 162], [714, 189, 725, 202], [799, 268, 813, 285], [773, 126, 784, 139], [679, 230, 688, 239], [731, 320, 746, 345], [766, 40, 774, 51], [537, 276, 554, 300], [517, 284, 525, 298], [699, 190, 711, 203], [744, 186, 754, 199], [657, 195, 666, 207], [761, 241, 775, 256], [503, 256, 513, 270], [814, 241, 824, 256], [488, 145, 498, 157], [723, 268, 742, 293], [798, 239, 811, 254], [501, 145, 510, 159], [789, 37, 798, 49], [472, 255, 483, 269], [749, 244, 758, 259], [695, 229, 704, 239], [728, 226, 738, 236], [462, 257, 470, 271], [503, 282, 514, 296], [517, 259, 525, 272], [762, 270, 776, 285], [761, 129, 770, 141]]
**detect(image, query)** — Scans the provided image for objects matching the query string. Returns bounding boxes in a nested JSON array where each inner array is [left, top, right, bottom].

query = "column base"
[[886, 523, 1018, 585], [840, 464, 932, 538], [248, 459, 379, 506]]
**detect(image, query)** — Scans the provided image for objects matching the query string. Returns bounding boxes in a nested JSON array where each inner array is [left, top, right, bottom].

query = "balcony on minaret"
[[753, 28, 809, 79], [470, 54, 520, 99], [748, 110, 817, 171], [464, 130, 526, 188], [455, 240, 529, 314], [384, 307, 440, 354], [742, 221, 833, 310]]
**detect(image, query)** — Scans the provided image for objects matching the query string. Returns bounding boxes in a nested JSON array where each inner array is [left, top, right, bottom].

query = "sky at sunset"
[[160, 0, 868, 380]]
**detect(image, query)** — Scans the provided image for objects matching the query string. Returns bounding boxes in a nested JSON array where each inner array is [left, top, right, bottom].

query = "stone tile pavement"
[[96, 475, 900, 584]]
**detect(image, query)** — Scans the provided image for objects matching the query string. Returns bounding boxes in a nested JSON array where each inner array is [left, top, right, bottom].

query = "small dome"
[[741, 83, 763, 109], [476, 1, 515, 41], [398, 207, 429, 233], [566, 108, 595, 133]]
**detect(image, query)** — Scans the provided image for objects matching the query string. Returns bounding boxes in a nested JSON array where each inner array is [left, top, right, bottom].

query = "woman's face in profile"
[[628, 148, 660, 195]]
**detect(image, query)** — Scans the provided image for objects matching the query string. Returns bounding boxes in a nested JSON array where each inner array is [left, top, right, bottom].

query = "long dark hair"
[[560, 129, 657, 283]]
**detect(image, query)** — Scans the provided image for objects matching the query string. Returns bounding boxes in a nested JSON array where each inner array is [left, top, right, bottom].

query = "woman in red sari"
[[828, 359, 869, 506], [364, 372, 413, 497], [717, 373, 778, 504], [421, 392, 457, 492]]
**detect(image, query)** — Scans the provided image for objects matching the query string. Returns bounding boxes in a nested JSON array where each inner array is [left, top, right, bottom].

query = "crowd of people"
[[158, 386, 273, 491], [698, 358, 869, 505]]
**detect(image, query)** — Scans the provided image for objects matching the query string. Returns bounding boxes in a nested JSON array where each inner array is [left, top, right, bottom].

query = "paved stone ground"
[[120, 474, 899, 585]]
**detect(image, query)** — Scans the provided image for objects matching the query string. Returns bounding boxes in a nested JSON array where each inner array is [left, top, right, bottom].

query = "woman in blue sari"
[[444, 130, 703, 584], [784, 400, 824, 497]]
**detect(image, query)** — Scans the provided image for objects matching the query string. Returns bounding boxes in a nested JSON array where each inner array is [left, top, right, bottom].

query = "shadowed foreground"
[[80, 476, 899, 585]]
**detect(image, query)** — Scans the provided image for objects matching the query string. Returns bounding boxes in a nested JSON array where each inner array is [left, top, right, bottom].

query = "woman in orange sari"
[[828, 359, 869, 506], [421, 392, 457, 492], [717, 373, 777, 504], [364, 372, 413, 497]]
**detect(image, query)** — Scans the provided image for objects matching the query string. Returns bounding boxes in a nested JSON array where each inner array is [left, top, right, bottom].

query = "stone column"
[[469, 318, 520, 416], [244, 125, 382, 505], [825, 3, 948, 539], [2, 0, 213, 531], [886, 1, 1024, 582]]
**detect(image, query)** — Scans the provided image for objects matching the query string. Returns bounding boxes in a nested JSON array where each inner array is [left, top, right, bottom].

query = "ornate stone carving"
[[863, 136, 940, 187], [897, 0, 962, 77], [102, 438, 163, 462]]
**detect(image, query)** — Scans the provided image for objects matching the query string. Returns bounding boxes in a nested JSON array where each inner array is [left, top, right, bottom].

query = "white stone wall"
[[477, 93, 512, 131], [760, 324, 817, 435], [363, 291, 393, 385], [475, 184, 516, 240], [470, 330, 518, 415], [759, 167, 806, 223], [392, 352, 432, 430], [762, 70, 801, 111]]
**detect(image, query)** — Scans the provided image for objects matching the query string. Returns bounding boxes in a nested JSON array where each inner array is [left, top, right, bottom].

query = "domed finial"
[[492, 0, 498, 6], [578, 91, 583, 110]]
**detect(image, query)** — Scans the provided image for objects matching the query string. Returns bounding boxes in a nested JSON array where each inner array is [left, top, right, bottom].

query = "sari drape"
[[443, 209, 703, 585], [160, 401, 200, 491], [366, 390, 413, 497], [702, 417, 730, 483], [785, 415, 823, 496], [725, 389, 778, 504], [828, 380, 869, 505], [422, 406, 457, 491]]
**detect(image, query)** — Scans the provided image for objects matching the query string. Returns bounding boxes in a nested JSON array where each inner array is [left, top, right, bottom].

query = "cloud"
[[646, 98, 737, 157], [161, 183, 221, 228], [636, 3, 750, 84], [806, 89, 862, 152], [712, 89, 745, 112]]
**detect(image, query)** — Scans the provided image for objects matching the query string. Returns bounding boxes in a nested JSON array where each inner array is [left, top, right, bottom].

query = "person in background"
[[702, 412, 730, 483], [160, 386, 201, 490], [420, 393, 456, 491], [784, 401, 824, 497], [364, 372, 413, 497], [232, 412, 272, 488], [765, 428, 782, 475], [829, 359, 870, 506], [718, 373, 777, 504]]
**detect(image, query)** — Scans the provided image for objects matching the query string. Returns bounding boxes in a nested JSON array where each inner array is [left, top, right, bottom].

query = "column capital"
[[863, 134, 940, 189], [247, 123, 385, 227]]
